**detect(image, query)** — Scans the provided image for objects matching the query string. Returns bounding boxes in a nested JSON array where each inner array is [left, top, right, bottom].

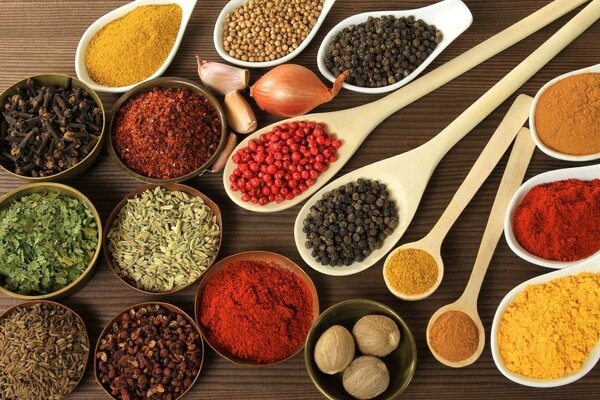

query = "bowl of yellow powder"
[[75, 0, 196, 93], [530, 64, 600, 161], [491, 258, 600, 387]]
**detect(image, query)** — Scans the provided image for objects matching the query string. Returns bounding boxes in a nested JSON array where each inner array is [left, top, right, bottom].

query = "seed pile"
[[112, 87, 221, 180], [0, 303, 89, 399], [324, 15, 442, 88], [96, 304, 203, 399], [0, 78, 102, 177], [229, 121, 342, 205], [303, 179, 399, 266], [223, 0, 324, 62], [0, 191, 98, 295], [107, 187, 220, 293]]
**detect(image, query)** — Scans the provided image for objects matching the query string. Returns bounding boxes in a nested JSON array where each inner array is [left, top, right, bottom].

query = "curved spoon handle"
[[460, 128, 536, 305], [342, 0, 588, 132], [426, 95, 533, 244]]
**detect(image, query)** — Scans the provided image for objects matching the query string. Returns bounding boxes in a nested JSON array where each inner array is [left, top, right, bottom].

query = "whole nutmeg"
[[343, 355, 390, 400], [314, 325, 355, 374], [352, 315, 400, 357]]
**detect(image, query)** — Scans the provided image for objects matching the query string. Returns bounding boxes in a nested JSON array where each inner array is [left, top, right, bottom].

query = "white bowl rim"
[[529, 64, 600, 161], [504, 163, 600, 269], [213, 0, 337, 68], [75, 0, 197, 94], [316, 0, 473, 94]]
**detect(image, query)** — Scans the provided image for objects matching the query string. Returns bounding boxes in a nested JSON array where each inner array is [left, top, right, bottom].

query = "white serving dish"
[[213, 0, 336, 68], [75, 0, 197, 93], [316, 0, 472, 94]]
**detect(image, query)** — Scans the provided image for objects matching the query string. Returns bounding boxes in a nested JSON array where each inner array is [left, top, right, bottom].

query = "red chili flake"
[[229, 121, 341, 205], [113, 87, 221, 179]]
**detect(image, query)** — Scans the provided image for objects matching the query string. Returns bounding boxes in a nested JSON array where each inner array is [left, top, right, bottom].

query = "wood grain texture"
[[1, 0, 599, 398]]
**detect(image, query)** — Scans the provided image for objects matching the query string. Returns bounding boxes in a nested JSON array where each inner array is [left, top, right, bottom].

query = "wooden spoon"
[[383, 95, 533, 300], [426, 128, 536, 368], [223, 0, 592, 213]]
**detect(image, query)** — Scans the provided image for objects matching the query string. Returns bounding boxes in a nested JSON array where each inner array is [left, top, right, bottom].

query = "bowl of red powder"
[[195, 251, 319, 366], [108, 77, 227, 183], [504, 164, 600, 268]]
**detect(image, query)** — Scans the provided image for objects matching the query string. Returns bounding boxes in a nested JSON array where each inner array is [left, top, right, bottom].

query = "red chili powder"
[[513, 179, 600, 261], [198, 259, 314, 364], [113, 87, 221, 179]]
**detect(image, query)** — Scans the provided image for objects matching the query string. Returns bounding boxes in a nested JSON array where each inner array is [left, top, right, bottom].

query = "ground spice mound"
[[198, 259, 314, 364], [498, 272, 600, 379], [513, 179, 600, 261], [385, 248, 438, 295], [429, 310, 479, 362], [113, 87, 221, 179]]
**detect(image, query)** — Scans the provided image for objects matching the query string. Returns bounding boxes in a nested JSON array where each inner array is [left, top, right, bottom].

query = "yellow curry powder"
[[498, 272, 600, 379], [385, 248, 438, 295], [85, 4, 182, 87]]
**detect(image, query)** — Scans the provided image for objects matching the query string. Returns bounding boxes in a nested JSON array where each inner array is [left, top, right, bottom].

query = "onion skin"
[[250, 64, 349, 117]]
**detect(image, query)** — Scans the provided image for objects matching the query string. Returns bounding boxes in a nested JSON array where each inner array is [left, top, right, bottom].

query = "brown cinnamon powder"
[[429, 310, 479, 362]]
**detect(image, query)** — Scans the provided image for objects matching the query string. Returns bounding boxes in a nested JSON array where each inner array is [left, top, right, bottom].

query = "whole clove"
[[0, 78, 103, 177]]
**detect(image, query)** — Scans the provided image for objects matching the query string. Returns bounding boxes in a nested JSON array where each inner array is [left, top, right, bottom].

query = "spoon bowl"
[[491, 258, 600, 387], [317, 0, 473, 94], [214, 0, 336, 68], [75, 0, 197, 93], [504, 163, 600, 269], [530, 63, 600, 161]]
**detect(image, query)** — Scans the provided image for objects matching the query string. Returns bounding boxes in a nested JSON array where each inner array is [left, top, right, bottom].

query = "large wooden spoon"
[[383, 95, 533, 300], [223, 0, 591, 213], [426, 128, 536, 368]]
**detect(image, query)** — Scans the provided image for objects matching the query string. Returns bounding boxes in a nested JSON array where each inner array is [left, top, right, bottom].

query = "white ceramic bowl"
[[504, 163, 600, 269], [529, 63, 600, 161], [213, 0, 336, 68], [75, 0, 197, 93], [491, 255, 600, 387], [317, 0, 473, 94]]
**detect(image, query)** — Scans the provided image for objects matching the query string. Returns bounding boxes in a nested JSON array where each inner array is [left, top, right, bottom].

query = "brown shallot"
[[250, 64, 349, 117]]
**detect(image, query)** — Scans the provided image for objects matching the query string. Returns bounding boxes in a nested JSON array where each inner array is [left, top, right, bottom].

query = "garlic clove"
[[224, 91, 258, 134], [209, 132, 238, 173], [197, 57, 249, 96]]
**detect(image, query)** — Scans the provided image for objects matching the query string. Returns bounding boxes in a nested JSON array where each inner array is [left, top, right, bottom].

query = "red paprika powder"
[[513, 179, 600, 261], [198, 259, 314, 364], [113, 87, 221, 179]]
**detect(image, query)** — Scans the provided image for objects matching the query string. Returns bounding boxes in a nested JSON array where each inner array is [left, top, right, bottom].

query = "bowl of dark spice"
[[0, 183, 102, 299], [305, 299, 417, 400], [317, 0, 472, 93], [195, 251, 319, 366], [95, 302, 204, 400], [0, 74, 105, 181], [108, 77, 227, 184], [0, 300, 90, 399], [104, 184, 222, 294]]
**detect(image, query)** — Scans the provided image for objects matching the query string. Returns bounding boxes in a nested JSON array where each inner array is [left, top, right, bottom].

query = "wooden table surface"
[[1, 0, 599, 399]]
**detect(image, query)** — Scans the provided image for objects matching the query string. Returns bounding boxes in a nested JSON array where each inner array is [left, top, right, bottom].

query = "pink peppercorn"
[[229, 121, 341, 205]]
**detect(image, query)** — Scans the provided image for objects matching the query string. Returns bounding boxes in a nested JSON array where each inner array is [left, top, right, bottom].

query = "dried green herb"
[[0, 302, 89, 399], [0, 191, 98, 295]]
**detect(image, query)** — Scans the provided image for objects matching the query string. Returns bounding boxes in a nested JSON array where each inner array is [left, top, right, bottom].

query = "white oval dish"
[[213, 0, 336, 68], [491, 256, 600, 387], [504, 163, 600, 269], [317, 0, 473, 94], [529, 63, 600, 161], [75, 0, 197, 94]]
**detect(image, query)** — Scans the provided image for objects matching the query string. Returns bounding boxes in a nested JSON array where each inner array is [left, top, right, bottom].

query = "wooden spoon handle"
[[426, 95, 533, 244], [461, 128, 536, 303], [343, 0, 588, 130]]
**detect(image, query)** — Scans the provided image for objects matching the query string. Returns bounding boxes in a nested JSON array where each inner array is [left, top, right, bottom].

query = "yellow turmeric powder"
[[85, 4, 182, 87], [385, 248, 438, 295], [498, 272, 600, 379]]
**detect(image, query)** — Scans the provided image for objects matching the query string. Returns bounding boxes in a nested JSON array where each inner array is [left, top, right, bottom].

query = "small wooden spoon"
[[426, 128, 536, 368], [383, 95, 532, 300]]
